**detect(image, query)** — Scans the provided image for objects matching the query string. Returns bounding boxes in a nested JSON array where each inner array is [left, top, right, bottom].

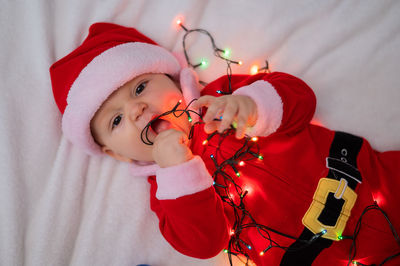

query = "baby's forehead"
[[94, 73, 146, 115], [102, 74, 144, 106], [97, 85, 125, 113], [92, 84, 126, 125], [96, 72, 167, 113]]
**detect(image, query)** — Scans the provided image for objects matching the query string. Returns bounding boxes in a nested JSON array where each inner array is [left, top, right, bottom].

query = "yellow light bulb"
[[251, 65, 259, 75]]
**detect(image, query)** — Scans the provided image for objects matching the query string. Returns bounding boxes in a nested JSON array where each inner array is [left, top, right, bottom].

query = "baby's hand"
[[152, 129, 194, 168], [192, 95, 258, 139]]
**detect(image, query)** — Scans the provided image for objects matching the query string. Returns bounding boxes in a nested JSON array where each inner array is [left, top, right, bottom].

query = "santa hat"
[[50, 22, 200, 155]]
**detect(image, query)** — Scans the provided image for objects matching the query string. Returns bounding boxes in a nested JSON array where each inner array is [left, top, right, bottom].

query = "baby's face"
[[90, 73, 191, 163]]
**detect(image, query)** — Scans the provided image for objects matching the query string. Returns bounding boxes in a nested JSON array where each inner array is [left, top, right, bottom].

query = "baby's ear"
[[102, 147, 133, 163]]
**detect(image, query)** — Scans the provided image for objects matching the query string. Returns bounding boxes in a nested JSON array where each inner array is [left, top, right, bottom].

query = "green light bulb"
[[223, 49, 231, 58]]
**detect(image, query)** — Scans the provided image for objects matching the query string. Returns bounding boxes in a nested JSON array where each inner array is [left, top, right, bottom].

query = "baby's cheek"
[[132, 140, 155, 162], [165, 93, 184, 109]]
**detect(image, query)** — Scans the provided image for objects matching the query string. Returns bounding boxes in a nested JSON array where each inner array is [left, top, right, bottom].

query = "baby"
[[50, 23, 400, 266]]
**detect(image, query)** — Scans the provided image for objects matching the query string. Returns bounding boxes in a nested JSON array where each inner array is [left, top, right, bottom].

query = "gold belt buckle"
[[302, 177, 357, 241]]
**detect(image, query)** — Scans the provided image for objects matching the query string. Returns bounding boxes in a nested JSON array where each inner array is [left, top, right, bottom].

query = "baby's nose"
[[129, 102, 147, 121]]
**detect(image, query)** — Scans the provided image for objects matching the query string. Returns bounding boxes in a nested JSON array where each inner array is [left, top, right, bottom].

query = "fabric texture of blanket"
[[1, 0, 399, 265]]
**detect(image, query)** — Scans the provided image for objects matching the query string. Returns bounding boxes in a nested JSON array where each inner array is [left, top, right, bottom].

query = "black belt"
[[280, 131, 364, 266]]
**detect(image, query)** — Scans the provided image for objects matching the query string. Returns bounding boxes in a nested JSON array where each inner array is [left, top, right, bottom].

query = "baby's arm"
[[198, 72, 317, 138], [149, 157, 229, 258], [149, 112, 229, 257]]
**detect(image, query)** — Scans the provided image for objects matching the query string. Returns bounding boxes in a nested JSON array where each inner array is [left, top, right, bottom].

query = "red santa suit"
[[134, 72, 400, 266], [48, 22, 399, 266]]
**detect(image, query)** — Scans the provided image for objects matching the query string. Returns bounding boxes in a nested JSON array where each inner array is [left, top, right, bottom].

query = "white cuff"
[[155, 156, 213, 200], [234, 80, 283, 137]]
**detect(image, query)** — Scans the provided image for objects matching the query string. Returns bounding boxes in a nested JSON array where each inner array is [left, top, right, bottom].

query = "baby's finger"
[[203, 100, 225, 123], [191, 95, 215, 110], [235, 119, 247, 139], [234, 104, 251, 138], [219, 103, 237, 133], [179, 131, 190, 145], [154, 128, 181, 142], [204, 120, 220, 134]]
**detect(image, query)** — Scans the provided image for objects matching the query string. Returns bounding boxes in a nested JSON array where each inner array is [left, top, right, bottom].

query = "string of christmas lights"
[[140, 99, 328, 264], [139, 19, 400, 266], [203, 127, 332, 265], [345, 202, 400, 266], [178, 19, 240, 92], [175, 20, 329, 265], [140, 99, 200, 145]]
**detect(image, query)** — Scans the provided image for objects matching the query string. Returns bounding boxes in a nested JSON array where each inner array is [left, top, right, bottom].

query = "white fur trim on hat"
[[62, 42, 181, 155]]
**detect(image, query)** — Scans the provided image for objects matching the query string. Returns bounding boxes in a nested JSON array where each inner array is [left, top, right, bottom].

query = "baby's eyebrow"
[[96, 101, 116, 133]]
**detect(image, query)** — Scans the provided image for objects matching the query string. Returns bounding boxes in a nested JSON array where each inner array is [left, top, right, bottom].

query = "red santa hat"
[[50, 22, 199, 155]]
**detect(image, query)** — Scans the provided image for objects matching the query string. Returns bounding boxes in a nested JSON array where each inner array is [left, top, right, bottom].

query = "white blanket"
[[1, 0, 399, 265]]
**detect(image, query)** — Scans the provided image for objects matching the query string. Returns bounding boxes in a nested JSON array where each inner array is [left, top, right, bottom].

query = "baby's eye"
[[111, 114, 122, 129], [135, 81, 148, 96]]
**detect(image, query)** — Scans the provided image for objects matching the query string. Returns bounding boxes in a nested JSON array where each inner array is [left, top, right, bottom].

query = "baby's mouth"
[[149, 117, 174, 134]]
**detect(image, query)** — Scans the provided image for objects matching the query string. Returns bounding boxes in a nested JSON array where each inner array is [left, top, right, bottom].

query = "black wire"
[[181, 28, 241, 68], [346, 202, 400, 266], [180, 25, 241, 94], [140, 99, 200, 145], [173, 22, 398, 266], [181, 24, 324, 258], [380, 251, 400, 266], [141, 97, 318, 260], [143, 98, 400, 265]]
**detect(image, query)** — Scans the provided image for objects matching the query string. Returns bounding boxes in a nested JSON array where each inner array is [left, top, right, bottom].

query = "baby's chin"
[[129, 147, 155, 163]]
